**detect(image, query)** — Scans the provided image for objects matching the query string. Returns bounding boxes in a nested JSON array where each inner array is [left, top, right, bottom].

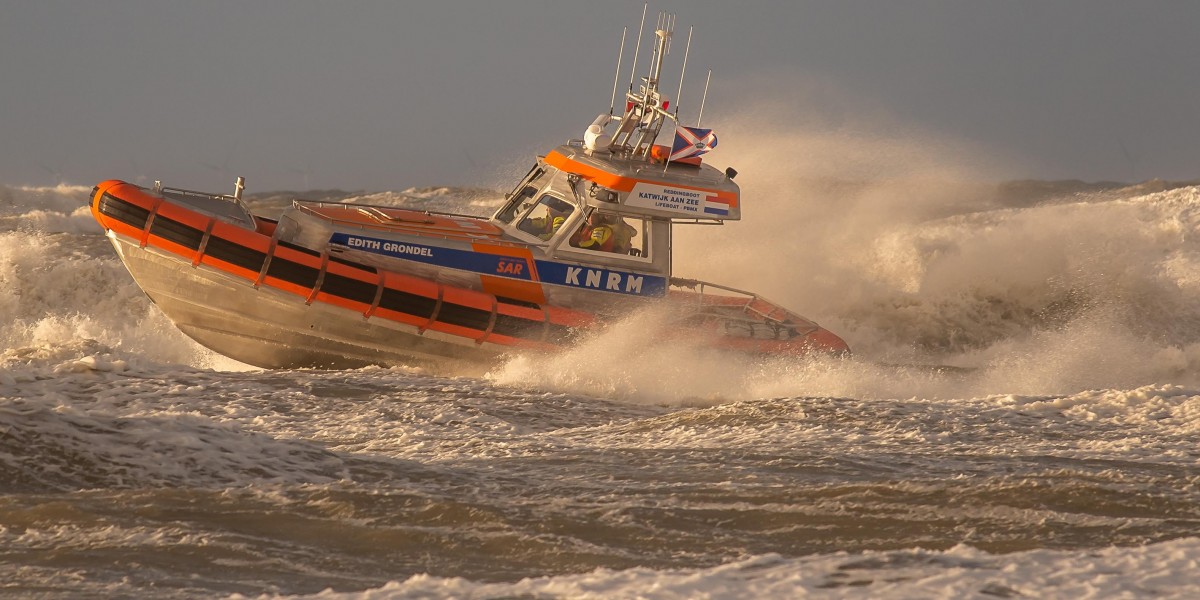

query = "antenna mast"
[[663, 26, 693, 173], [609, 11, 676, 158], [609, 27, 627, 116], [627, 4, 648, 94], [674, 26, 693, 122], [697, 69, 712, 127]]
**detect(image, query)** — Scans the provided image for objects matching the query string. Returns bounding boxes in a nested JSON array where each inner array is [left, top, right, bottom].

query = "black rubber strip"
[[205, 236, 267, 273], [276, 238, 321, 257], [492, 312, 543, 338], [320, 272, 378, 305], [266, 257, 321, 289], [149, 215, 204, 251], [98, 193, 150, 230], [329, 253, 377, 273], [379, 287, 438, 319], [437, 302, 492, 331], [496, 296, 542, 310]]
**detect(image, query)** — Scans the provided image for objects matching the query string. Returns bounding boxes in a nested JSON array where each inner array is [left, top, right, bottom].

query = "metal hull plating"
[[107, 231, 498, 370]]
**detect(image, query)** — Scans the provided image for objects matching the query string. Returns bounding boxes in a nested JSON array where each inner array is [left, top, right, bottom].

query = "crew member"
[[611, 218, 637, 255], [570, 212, 616, 252], [528, 213, 566, 240]]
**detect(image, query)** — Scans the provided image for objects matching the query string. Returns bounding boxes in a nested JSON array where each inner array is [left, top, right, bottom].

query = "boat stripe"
[[276, 238, 321, 257], [492, 312, 543, 338], [320, 272, 379, 305], [437, 303, 492, 331], [266, 257, 321, 289], [205, 236, 267, 273], [98, 193, 151, 230], [379, 287, 438, 318], [149, 215, 204, 251], [329, 254, 376, 272], [496, 296, 542, 310]]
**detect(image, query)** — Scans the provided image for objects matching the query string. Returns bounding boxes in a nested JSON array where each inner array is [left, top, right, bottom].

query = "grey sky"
[[3, 1, 1198, 191]]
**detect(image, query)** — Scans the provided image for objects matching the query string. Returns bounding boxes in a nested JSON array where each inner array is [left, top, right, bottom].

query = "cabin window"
[[497, 185, 539, 225], [567, 211, 649, 258], [516, 195, 575, 241]]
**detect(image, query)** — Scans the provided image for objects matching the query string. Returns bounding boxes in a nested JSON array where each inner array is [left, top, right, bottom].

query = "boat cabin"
[[491, 141, 741, 283], [273, 15, 742, 310]]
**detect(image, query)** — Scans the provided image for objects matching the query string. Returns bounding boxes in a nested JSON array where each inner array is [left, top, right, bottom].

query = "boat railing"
[[157, 185, 255, 228], [159, 185, 241, 204], [293, 199, 486, 222], [669, 277, 805, 327], [292, 200, 529, 246]]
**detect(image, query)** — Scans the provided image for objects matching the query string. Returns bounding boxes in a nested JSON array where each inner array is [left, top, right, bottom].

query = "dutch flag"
[[703, 195, 732, 216]]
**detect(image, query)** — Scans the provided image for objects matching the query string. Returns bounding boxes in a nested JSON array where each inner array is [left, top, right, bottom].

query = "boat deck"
[[297, 202, 505, 243]]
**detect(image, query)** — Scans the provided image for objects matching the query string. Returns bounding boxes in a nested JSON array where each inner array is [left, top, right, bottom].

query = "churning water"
[[3, 137, 1200, 598]]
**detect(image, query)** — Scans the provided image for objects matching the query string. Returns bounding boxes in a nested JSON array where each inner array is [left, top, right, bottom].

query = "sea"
[[2, 170, 1200, 598]]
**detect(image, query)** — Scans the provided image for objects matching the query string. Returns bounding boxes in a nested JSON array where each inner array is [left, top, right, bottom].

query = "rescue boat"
[[88, 13, 850, 370]]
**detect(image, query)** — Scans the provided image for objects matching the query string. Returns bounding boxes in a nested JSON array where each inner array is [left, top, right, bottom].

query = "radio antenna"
[[609, 26, 627, 116], [674, 26, 693, 122], [697, 69, 712, 127], [627, 4, 648, 93], [661, 12, 675, 56]]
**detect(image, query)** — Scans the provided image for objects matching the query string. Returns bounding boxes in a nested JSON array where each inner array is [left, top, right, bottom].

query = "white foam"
[[0, 228, 212, 370], [260, 538, 1200, 599]]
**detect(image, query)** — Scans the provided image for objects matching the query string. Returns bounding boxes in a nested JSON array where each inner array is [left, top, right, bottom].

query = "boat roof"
[[537, 11, 741, 223], [545, 143, 740, 221]]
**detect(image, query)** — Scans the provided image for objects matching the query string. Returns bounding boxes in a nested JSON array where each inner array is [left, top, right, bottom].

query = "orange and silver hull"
[[89, 180, 848, 369], [90, 180, 589, 369]]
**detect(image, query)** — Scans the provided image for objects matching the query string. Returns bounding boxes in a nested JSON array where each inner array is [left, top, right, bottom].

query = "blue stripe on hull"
[[330, 232, 666, 298]]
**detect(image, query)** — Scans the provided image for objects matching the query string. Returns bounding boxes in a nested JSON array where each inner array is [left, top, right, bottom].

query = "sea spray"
[[656, 100, 1200, 398], [0, 185, 211, 369]]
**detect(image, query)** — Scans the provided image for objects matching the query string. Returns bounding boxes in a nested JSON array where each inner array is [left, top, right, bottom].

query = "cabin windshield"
[[496, 164, 551, 224], [515, 194, 575, 241], [567, 210, 650, 258], [497, 185, 539, 225]]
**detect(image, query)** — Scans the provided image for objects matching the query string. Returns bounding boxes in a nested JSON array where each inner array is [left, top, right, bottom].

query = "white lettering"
[[348, 237, 382, 250], [376, 241, 433, 257], [662, 187, 701, 198], [585, 270, 602, 288], [625, 275, 643, 294], [606, 272, 621, 290], [566, 266, 582, 285]]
